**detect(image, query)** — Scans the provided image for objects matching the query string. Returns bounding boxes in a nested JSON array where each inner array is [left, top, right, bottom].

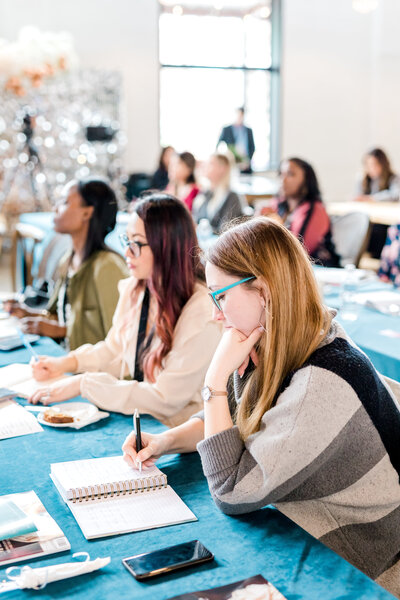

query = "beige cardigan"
[[71, 277, 222, 427]]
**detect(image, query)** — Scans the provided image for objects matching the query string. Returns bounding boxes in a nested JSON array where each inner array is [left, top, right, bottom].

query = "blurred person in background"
[[354, 148, 400, 258], [378, 224, 400, 287], [166, 151, 199, 211], [258, 157, 340, 267], [354, 148, 400, 203], [151, 145, 175, 190], [217, 107, 255, 174], [193, 153, 243, 234]]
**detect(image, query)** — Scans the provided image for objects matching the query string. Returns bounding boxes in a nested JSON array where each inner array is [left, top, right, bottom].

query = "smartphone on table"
[[122, 540, 214, 580]]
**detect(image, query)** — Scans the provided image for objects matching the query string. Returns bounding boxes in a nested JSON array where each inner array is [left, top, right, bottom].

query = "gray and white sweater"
[[197, 321, 400, 598]]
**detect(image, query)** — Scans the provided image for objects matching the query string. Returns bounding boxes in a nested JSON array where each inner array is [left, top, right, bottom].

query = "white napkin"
[[1, 553, 110, 592], [72, 410, 109, 429]]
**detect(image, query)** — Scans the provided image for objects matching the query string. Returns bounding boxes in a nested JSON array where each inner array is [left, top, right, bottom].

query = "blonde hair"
[[206, 217, 332, 440], [211, 153, 232, 190]]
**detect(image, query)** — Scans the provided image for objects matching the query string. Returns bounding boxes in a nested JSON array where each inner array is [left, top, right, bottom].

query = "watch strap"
[[210, 389, 228, 397]]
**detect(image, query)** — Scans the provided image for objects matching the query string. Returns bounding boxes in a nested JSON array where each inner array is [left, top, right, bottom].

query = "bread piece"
[[43, 409, 74, 424]]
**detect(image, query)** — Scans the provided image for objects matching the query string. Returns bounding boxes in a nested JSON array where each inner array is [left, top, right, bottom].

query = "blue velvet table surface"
[[0, 340, 395, 599], [324, 281, 400, 381]]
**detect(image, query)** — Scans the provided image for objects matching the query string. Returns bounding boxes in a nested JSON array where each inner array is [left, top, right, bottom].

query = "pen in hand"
[[134, 408, 142, 473], [17, 329, 39, 362]]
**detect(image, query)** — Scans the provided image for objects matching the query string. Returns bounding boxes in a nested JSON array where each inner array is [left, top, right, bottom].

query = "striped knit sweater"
[[197, 320, 400, 598]]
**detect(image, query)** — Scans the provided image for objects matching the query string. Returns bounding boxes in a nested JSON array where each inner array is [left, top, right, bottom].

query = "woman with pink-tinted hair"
[[166, 151, 200, 211], [28, 193, 222, 427]]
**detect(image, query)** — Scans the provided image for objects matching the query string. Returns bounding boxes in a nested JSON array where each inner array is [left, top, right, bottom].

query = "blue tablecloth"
[[324, 281, 400, 380], [0, 339, 395, 599]]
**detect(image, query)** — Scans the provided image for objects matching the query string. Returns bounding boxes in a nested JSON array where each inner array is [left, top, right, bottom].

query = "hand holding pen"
[[122, 425, 169, 471], [134, 409, 142, 473]]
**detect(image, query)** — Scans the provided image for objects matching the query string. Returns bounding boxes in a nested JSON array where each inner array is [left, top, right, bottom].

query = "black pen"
[[134, 409, 142, 473]]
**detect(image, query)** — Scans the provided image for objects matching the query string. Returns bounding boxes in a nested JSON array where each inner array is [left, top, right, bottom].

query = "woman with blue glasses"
[[123, 216, 400, 598]]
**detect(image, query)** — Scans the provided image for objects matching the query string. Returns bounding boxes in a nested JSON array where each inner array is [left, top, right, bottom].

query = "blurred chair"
[[125, 173, 152, 201], [23, 233, 72, 307], [36, 233, 71, 284], [0, 214, 7, 256], [11, 222, 46, 291], [331, 212, 371, 268], [11, 224, 72, 299]]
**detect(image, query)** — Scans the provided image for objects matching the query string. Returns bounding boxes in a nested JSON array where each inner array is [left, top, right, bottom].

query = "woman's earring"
[[258, 307, 267, 332]]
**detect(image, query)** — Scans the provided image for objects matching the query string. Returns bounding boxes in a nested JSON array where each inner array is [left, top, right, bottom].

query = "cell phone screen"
[[122, 540, 213, 579]]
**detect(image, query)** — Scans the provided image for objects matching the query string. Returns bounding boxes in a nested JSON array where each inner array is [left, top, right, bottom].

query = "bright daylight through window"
[[159, 0, 280, 171]]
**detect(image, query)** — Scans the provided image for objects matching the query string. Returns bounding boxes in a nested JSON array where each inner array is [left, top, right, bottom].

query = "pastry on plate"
[[43, 409, 74, 424]]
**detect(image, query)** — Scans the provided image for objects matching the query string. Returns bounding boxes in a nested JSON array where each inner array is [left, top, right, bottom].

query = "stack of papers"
[[0, 491, 70, 566], [0, 400, 43, 440], [314, 267, 376, 287], [352, 290, 400, 316]]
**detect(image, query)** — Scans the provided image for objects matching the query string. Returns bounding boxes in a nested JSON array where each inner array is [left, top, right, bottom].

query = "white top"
[[71, 277, 222, 427]]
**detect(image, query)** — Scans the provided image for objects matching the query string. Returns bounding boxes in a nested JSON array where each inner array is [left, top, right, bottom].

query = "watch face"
[[201, 386, 211, 402]]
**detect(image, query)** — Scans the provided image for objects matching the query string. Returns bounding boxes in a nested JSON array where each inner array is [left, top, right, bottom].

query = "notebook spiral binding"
[[71, 474, 168, 503]]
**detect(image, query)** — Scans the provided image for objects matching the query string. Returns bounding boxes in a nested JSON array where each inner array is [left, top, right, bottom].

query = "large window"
[[159, 1, 281, 171]]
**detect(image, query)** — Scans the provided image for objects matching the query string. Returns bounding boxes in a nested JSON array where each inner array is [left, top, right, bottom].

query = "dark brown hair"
[[178, 152, 196, 184], [362, 148, 395, 194]]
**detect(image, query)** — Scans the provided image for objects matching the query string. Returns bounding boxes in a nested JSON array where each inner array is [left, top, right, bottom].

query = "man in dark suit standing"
[[217, 107, 255, 174]]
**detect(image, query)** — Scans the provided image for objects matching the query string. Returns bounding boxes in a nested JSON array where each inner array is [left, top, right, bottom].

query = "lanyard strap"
[[134, 286, 150, 382]]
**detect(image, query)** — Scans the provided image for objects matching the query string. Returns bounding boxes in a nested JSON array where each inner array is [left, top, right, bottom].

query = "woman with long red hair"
[[28, 193, 222, 427]]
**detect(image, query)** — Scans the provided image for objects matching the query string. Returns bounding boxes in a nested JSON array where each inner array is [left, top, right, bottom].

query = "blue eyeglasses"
[[208, 276, 256, 311]]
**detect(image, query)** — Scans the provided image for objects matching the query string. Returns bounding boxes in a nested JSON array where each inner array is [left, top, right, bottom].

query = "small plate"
[[37, 402, 99, 428]]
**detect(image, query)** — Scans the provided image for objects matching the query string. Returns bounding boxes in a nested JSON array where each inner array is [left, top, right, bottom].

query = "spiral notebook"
[[50, 456, 197, 539]]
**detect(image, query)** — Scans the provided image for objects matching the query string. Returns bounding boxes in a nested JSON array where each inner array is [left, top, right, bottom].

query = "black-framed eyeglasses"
[[119, 233, 149, 258]]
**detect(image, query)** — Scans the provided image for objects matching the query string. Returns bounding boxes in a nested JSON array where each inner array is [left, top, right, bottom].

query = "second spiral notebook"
[[50, 456, 197, 539]]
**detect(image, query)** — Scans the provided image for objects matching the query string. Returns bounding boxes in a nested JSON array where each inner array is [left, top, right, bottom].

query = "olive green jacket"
[[47, 250, 128, 350]]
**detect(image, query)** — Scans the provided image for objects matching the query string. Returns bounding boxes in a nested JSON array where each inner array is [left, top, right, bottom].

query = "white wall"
[[369, 0, 400, 162], [281, 0, 400, 202], [0, 0, 160, 173], [2, 0, 400, 194]]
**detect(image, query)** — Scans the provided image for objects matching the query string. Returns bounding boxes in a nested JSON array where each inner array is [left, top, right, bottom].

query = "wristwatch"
[[201, 385, 228, 402]]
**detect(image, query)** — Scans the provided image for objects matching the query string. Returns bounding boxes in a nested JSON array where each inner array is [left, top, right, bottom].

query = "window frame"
[[158, 0, 282, 171]]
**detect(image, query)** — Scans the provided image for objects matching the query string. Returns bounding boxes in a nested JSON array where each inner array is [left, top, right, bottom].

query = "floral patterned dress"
[[379, 225, 400, 287]]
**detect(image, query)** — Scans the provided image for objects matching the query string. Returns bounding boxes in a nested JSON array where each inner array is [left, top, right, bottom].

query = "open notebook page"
[[0, 363, 66, 397], [51, 456, 164, 499], [68, 485, 197, 539], [0, 401, 43, 440], [0, 364, 32, 387]]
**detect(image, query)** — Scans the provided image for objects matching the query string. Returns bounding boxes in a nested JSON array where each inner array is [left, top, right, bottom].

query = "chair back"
[[331, 212, 371, 267], [11, 223, 46, 291], [37, 233, 72, 282]]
